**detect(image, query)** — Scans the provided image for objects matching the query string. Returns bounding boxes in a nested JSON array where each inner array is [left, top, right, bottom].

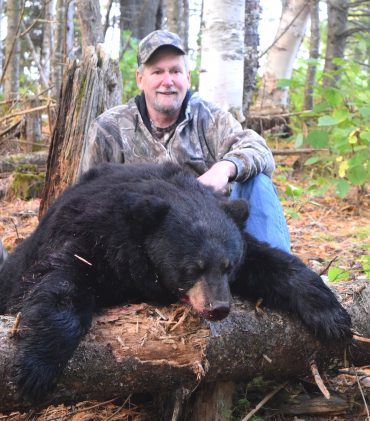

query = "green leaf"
[[295, 133, 304, 148], [285, 184, 303, 198], [332, 108, 350, 123], [347, 164, 369, 185], [313, 102, 330, 113], [304, 156, 320, 165], [335, 179, 350, 198], [322, 87, 343, 107], [358, 107, 370, 118], [328, 267, 350, 282], [307, 130, 329, 148], [318, 115, 338, 126], [360, 131, 370, 142]]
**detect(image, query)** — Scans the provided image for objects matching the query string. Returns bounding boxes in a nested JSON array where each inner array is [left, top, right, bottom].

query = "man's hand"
[[197, 161, 237, 192]]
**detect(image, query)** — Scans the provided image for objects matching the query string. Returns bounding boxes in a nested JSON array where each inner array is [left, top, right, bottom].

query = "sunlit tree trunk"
[[0, 0, 4, 80], [66, 0, 75, 59], [253, 0, 310, 114], [243, 0, 261, 116], [4, 0, 21, 101], [304, 0, 320, 110], [166, 0, 189, 50], [51, 0, 66, 98], [199, 0, 245, 122], [323, 0, 349, 87], [41, 0, 54, 89]]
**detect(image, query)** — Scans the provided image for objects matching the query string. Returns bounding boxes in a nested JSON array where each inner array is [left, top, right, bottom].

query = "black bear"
[[0, 162, 351, 403]]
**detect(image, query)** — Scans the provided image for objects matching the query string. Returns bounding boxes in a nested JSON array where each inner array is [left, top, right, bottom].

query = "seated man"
[[78, 30, 290, 252]]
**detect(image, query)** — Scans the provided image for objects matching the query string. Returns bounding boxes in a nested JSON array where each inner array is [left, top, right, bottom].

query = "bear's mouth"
[[179, 294, 230, 321]]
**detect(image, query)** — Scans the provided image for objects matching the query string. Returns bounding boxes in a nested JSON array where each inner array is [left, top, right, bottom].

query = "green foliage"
[[286, 59, 370, 197], [119, 31, 140, 103]]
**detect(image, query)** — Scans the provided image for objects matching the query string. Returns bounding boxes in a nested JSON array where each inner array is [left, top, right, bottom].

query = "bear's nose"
[[203, 305, 230, 321]]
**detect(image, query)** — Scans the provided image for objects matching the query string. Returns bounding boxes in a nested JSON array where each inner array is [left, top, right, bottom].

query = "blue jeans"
[[230, 174, 291, 252]]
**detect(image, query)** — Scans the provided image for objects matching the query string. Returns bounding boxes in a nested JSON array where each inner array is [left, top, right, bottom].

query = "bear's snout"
[[183, 279, 231, 321]]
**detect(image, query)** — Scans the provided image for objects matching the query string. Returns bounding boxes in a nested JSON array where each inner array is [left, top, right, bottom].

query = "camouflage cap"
[[137, 30, 186, 66]]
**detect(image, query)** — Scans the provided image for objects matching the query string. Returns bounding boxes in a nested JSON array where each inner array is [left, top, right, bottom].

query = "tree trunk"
[[166, 0, 189, 50], [323, 0, 349, 87], [0, 151, 48, 174], [51, 0, 66, 98], [243, 0, 261, 117], [4, 0, 21, 101], [66, 0, 76, 59], [0, 0, 4, 79], [252, 0, 310, 115], [199, 0, 245, 122], [76, 0, 104, 51], [119, 0, 163, 42], [41, 0, 54, 88], [303, 0, 320, 110], [0, 282, 369, 413], [39, 45, 122, 217]]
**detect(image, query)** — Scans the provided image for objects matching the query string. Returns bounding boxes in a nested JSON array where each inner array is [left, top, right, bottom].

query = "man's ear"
[[136, 68, 144, 91], [220, 199, 249, 229]]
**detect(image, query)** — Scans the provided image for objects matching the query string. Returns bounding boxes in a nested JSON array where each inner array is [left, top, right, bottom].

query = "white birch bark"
[[199, 0, 245, 121], [4, 0, 21, 101], [66, 0, 75, 59], [254, 0, 310, 114], [41, 0, 54, 87]]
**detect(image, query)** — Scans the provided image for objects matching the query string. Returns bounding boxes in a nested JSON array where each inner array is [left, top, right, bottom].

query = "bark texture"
[[199, 0, 246, 121], [4, 0, 21, 101], [253, 0, 310, 115], [0, 282, 369, 413], [243, 0, 261, 117], [323, 0, 349, 87], [39, 46, 122, 217], [119, 0, 163, 41], [51, 0, 66, 98], [76, 0, 104, 51], [166, 0, 189, 50], [303, 0, 320, 110]]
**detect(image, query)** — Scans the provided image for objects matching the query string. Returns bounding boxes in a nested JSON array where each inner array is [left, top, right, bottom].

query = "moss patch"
[[9, 164, 45, 200]]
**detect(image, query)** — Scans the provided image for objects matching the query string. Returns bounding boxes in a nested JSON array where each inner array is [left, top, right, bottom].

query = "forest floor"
[[0, 152, 369, 420]]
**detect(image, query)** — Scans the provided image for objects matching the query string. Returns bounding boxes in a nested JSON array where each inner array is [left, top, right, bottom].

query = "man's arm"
[[197, 108, 275, 192]]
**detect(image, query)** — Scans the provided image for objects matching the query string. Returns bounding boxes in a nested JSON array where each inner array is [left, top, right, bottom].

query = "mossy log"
[[0, 281, 369, 414]]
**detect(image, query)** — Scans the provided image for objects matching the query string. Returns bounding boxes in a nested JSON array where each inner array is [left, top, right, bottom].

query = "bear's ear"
[[130, 195, 170, 232], [220, 199, 249, 229]]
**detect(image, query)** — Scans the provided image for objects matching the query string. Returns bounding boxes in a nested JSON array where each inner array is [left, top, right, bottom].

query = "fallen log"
[[0, 151, 48, 174], [0, 281, 369, 413]]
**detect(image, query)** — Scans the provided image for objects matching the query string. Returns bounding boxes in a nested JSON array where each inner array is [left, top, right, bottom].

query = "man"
[[78, 30, 290, 252]]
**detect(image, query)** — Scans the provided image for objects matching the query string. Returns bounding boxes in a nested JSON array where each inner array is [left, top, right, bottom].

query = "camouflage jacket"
[[77, 92, 275, 182]]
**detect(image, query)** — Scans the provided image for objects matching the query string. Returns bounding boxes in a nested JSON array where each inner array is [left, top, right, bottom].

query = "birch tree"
[[0, 0, 4, 79], [253, 0, 310, 114], [199, 0, 245, 121], [41, 0, 54, 87], [243, 0, 261, 115], [4, 0, 22, 101], [304, 0, 320, 110]]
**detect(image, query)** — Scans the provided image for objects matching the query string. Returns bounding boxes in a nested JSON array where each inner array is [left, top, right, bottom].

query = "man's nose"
[[161, 72, 174, 86]]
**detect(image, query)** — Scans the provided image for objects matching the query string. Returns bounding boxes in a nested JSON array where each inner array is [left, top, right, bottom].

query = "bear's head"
[[132, 193, 249, 321]]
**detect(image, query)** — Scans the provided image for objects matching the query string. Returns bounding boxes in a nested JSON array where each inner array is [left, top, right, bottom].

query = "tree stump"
[[39, 45, 122, 217]]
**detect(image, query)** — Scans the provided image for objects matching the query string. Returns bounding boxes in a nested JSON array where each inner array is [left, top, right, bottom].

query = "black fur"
[[0, 162, 352, 403]]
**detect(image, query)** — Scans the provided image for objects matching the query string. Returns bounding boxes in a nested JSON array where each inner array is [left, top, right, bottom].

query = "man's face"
[[136, 48, 190, 117]]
